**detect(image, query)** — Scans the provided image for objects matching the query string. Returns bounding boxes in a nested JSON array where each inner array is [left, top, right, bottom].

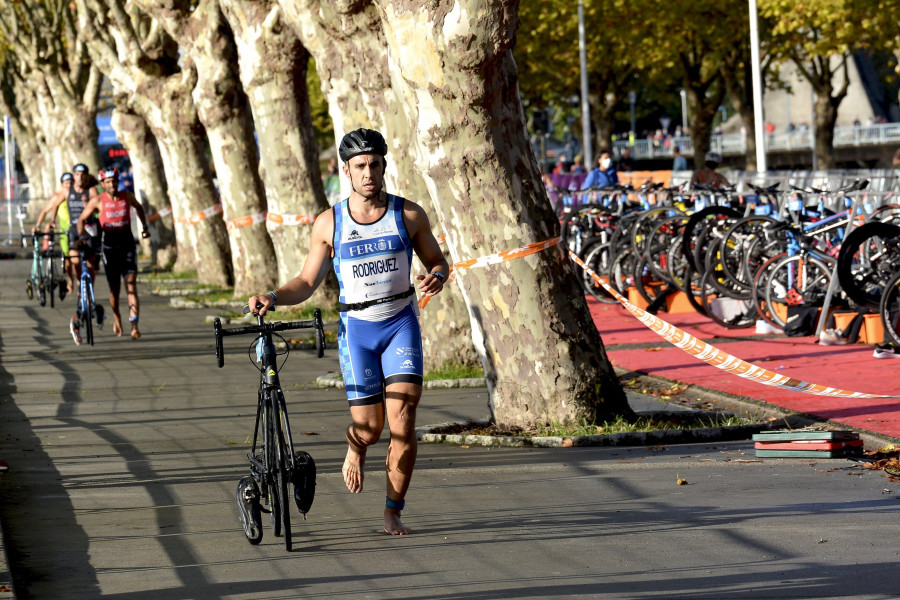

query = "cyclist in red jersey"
[[77, 167, 151, 339]]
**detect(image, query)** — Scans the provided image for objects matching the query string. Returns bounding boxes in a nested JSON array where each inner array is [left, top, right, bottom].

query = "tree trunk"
[[132, 74, 232, 285], [589, 90, 617, 156], [133, 0, 277, 296], [220, 0, 336, 304], [720, 63, 757, 172], [278, 0, 478, 370], [374, 0, 631, 426], [814, 91, 838, 170], [111, 102, 177, 268], [686, 86, 724, 165]]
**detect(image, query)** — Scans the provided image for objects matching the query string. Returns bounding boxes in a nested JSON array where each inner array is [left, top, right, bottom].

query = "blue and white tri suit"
[[332, 194, 424, 406]]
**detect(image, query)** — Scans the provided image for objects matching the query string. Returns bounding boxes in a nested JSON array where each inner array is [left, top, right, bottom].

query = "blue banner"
[[97, 115, 119, 145]]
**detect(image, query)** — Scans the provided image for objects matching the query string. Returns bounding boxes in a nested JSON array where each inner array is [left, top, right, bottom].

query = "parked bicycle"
[[23, 230, 66, 308], [213, 305, 325, 551]]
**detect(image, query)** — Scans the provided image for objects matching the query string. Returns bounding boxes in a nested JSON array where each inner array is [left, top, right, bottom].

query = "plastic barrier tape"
[[419, 237, 562, 309], [569, 250, 900, 400], [175, 204, 223, 225], [266, 212, 316, 226], [226, 211, 267, 231], [147, 205, 172, 223]]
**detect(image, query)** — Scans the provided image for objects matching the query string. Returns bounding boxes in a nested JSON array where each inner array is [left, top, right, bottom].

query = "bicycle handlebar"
[[213, 307, 325, 367]]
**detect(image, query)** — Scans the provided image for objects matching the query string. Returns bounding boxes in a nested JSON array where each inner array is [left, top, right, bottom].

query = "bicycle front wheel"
[[83, 298, 94, 346], [880, 271, 900, 346], [265, 402, 282, 538], [276, 420, 292, 552]]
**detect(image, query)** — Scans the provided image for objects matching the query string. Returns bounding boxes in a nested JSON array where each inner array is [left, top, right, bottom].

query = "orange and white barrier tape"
[[266, 212, 316, 226], [419, 237, 561, 308], [226, 211, 267, 231], [175, 204, 223, 225], [569, 250, 900, 400], [147, 205, 172, 223]]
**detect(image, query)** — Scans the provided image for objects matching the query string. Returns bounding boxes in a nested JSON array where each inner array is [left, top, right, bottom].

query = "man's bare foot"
[[130, 328, 141, 340], [113, 320, 123, 337], [384, 509, 412, 535], [342, 446, 365, 493]]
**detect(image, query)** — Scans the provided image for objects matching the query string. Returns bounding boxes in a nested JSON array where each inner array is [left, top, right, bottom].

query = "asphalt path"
[[1, 256, 900, 599]]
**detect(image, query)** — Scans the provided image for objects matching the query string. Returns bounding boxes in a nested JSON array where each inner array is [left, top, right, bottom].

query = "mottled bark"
[[75, 0, 232, 286], [134, 0, 276, 296], [111, 102, 177, 268], [374, 0, 630, 426], [278, 0, 477, 369], [220, 0, 337, 304]]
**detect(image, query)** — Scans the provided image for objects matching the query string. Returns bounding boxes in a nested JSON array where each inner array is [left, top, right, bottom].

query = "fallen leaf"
[[562, 438, 574, 448]]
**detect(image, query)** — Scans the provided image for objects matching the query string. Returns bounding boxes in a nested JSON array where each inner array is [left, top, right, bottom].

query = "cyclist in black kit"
[[42, 163, 104, 343]]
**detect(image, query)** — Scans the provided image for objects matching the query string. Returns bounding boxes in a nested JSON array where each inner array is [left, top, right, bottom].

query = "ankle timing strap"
[[385, 496, 405, 511]]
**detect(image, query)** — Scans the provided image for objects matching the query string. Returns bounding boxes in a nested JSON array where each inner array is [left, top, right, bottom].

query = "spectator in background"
[[582, 151, 619, 189], [672, 149, 688, 171], [118, 167, 134, 193], [690, 151, 730, 189], [617, 147, 635, 172], [571, 155, 586, 174], [552, 154, 569, 175], [892, 148, 900, 168]]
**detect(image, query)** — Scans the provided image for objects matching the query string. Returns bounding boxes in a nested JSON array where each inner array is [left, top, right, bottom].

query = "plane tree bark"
[[219, 0, 338, 305], [0, 0, 101, 178], [132, 0, 276, 296], [111, 99, 177, 268], [278, 0, 478, 370], [75, 0, 231, 285], [376, 0, 632, 425]]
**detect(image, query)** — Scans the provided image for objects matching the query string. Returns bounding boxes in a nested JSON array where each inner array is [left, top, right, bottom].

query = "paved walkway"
[[2, 256, 900, 599]]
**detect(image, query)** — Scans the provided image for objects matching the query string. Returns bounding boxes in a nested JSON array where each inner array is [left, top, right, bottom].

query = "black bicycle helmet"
[[338, 128, 388, 162], [60, 172, 73, 183], [72, 163, 89, 173]]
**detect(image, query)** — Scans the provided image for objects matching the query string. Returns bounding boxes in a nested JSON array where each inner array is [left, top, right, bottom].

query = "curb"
[[415, 422, 771, 448]]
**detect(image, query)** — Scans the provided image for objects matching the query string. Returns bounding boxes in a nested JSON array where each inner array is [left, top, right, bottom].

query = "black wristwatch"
[[431, 271, 446, 283]]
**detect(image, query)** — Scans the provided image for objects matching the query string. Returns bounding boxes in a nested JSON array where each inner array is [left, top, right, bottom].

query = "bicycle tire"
[[879, 270, 900, 346], [699, 267, 757, 329], [38, 280, 47, 307], [276, 411, 292, 552], [680, 206, 742, 271], [763, 254, 833, 330], [84, 297, 94, 346], [837, 222, 900, 311], [266, 403, 282, 538], [26, 279, 33, 300], [718, 215, 781, 295], [581, 241, 616, 303], [48, 269, 56, 308]]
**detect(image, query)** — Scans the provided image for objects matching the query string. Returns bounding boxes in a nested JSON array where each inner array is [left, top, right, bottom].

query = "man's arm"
[[76, 196, 103, 236], [248, 209, 334, 315], [404, 201, 449, 298], [33, 192, 63, 231], [126, 193, 152, 238]]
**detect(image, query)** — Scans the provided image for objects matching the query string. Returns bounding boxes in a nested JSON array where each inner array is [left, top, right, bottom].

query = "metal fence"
[[615, 122, 900, 159]]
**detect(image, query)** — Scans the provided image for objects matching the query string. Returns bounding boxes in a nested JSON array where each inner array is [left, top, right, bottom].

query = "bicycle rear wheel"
[[38, 279, 47, 307], [880, 271, 900, 346]]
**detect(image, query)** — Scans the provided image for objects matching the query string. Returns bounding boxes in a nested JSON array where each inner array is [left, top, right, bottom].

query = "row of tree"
[[516, 0, 900, 169], [0, 0, 632, 427]]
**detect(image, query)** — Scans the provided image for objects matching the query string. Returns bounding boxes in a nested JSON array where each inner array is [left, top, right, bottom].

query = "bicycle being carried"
[[71, 242, 105, 346], [23, 229, 66, 308], [213, 305, 325, 551]]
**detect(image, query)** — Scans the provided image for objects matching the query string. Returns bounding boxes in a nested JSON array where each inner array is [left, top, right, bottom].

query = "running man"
[[248, 128, 449, 535], [77, 167, 151, 339], [33, 172, 75, 296]]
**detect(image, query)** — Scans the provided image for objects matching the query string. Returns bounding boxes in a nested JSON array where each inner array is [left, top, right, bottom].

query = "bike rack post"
[[814, 193, 864, 337]]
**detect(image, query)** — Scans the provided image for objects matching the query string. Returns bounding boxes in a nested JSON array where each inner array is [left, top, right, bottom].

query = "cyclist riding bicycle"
[[77, 167, 151, 339]]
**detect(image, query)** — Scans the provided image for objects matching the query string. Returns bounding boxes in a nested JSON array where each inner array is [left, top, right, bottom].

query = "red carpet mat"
[[588, 298, 900, 440]]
